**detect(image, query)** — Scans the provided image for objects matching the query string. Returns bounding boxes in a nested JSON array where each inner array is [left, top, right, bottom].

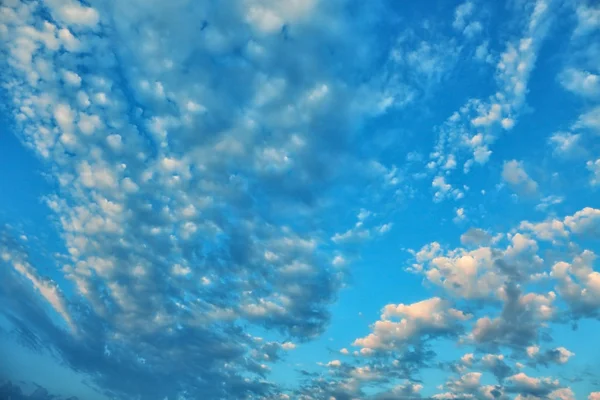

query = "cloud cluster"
[[0, 0, 404, 397], [427, 0, 554, 190], [308, 207, 599, 398], [353, 297, 471, 352], [1, 0, 599, 399]]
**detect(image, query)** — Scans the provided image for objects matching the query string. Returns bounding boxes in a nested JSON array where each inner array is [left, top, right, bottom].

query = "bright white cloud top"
[[0, 0, 599, 399]]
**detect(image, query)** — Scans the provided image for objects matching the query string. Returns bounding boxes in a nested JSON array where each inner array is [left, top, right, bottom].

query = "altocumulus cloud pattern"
[[0, 0, 600, 399]]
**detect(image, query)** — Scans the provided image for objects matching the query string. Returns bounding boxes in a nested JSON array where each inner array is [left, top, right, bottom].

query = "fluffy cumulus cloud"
[[1, 0, 600, 399], [505, 372, 561, 398], [453, 1, 483, 39], [560, 68, 600, 98], [294, 206, 598, 397], [575, 106, 600, 135], [353, 297, 470, 352]]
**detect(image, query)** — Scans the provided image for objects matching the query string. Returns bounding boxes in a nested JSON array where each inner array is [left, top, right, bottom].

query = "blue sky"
[[1, 0, 600, 399]]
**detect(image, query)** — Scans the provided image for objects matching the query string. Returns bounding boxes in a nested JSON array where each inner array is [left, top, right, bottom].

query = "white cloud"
[[61, 69, 81, 87], [331, 211, 393, 244], [507, 372, 558, 391], [417, 245, 505, 300], [554, 347, 575, 364], [0, 0, 389, 395], [453, 207, 466, 223], [559, 68, 600, 98], [574, 106, 600, 134], [552, 250, 600, 316], [353, 297, 470, 351], [52, 2, 100, 27], [1, 247, 75, 332], [475, 41, 493, 63], [432, 176, 464, 202], [564, 207, 600, 235], [502, 160, 538, 195], [453, 1, 474, 31], [461, 353, 475, 365], [550, 388, 576, 400], [463, 21, 483, 38], [452, 1, 483, 39], [244, 0, 317, 34], [573, 4, 600, 36], [282, 342, 296, 350], [1, 0, 599, 398], [520, 219, 568, 242], [587, 159, 600, 186], [535, 195, 563, 211], [549, 132, 583, 157]]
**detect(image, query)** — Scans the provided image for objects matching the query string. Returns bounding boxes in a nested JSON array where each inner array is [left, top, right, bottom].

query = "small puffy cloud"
[[435, 372, 503, 399], [353, 297, 470, 351], [472, 103, 503, 128], [413, 242, 513, 300], [61, 69, 81, 87], [551, 250, 600, 318], [244, 0, 317, 34], [549, 387, 576, 400], [332, 255, 346, 267], [447, 371, 482, 392], [460, 228, 492, 246], [282, 342, 296, 350], [453, 1, 474, 30], [452, 0, 483, 40], [559, 68, 600, 99], [372, 382, 423, 399], [461, 353, 475, 365], [573, 4, 600, 36], [453, 1, 482, 39], [481, 353, 514, 382], [506, 372, 561, 397], [432, 176, 464, 202], [475, 41, 493, 63], [588, 159, 600, 186], [549, 132, 584, 158], [573, 106, 600, 134], [53, 2, 100, 27], [564, 207, 600, 236], [527, 346, 575, 366], [502, 160, 538, 195], [453, 207, 466, 223], [519, 219, 568, 242]]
